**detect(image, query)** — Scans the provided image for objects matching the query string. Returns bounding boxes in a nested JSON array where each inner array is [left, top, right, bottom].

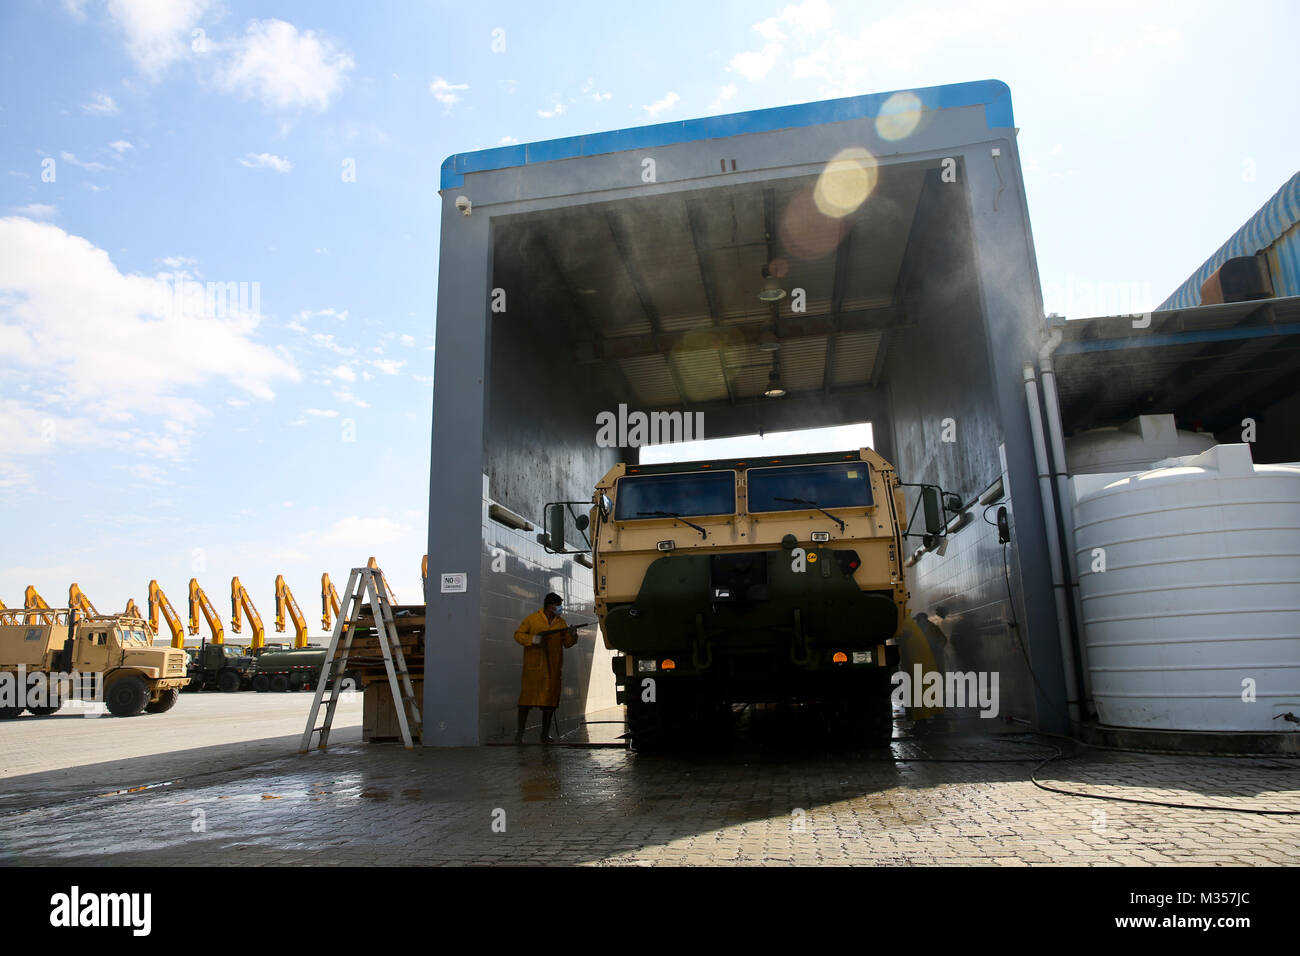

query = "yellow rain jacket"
[[515, 609, 577, 707]]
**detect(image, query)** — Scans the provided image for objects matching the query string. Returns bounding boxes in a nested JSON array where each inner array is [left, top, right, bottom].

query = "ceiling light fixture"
[[757, 264, 786, 302], [764, 369, 786, 398]]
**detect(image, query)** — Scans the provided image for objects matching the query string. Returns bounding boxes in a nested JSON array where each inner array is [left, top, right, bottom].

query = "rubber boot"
[[514, 706, 529, 744], [540, 707, 555, 744]]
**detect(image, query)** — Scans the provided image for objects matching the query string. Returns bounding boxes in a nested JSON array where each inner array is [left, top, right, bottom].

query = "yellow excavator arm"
[[189, 578, 225, 644], [68, 583, 99, 621], [274, 575, 308, 648], [23, 585, 55, 625], [148, 580, 186, 648], [321, 573, 341, 631], [230, 577, 265, 651], [367, 556, 398, 604], [123, 598, 141, 618]]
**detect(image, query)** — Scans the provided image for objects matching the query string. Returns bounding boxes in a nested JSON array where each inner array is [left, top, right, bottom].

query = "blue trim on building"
[[1056, 321, 1300, 355], [1159, 170, 1300, 310], [440, 79, 1014, 190]]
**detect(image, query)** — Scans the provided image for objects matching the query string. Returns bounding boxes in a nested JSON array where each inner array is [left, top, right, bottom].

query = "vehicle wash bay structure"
[[425, 79, 1300, 747]]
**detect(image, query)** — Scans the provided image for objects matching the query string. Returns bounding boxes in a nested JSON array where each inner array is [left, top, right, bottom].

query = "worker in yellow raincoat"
[[514, 592, 578, 743]]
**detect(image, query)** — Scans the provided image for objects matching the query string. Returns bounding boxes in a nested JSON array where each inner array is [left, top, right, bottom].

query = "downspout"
[[1023, 363, 1081, 728], [1038, 334, 1094, 717]]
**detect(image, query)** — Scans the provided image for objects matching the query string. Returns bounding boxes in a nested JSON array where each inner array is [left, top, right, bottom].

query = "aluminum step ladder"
[[299, 566, 422, 751]]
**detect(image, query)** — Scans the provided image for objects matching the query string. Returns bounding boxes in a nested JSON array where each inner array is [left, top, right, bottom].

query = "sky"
[[1, 0, 1297, 635]]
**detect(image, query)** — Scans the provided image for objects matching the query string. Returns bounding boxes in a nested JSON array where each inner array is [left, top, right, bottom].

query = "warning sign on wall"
[[440, 572, 468, 593]]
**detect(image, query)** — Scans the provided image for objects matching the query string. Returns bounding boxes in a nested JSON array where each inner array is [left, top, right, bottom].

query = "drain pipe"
[[1038, 339, 1094, 715], [1023, 363, 1081, 727]]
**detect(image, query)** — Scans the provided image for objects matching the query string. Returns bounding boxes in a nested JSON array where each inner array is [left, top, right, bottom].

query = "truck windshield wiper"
[[637, 511, 708, 539], [774, 497, 846, 532]]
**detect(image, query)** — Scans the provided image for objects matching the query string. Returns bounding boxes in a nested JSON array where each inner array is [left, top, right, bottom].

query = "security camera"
[[455, 195, 472, 216]]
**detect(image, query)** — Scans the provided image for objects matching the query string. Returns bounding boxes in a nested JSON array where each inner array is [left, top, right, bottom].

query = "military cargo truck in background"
[[546, 448, 954, 751], [0, 608, 189, 717], [248, 646, 328, 692], [187, 642, 256, 692]]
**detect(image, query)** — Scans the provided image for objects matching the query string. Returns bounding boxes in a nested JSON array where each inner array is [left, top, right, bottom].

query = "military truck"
[[545, 448, 956, 750], [187, 642, 256, 692], [0, 609, 190, 717], [248, 646, 327, 692]]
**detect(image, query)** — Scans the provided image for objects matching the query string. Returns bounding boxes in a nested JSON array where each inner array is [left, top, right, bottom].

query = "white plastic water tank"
[[1071, 444, 1300, 732], [1066, 413, 1216, 475]]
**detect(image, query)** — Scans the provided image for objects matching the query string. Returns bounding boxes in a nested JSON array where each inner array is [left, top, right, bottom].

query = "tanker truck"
[[544, 448, 955, 751], [0, 608, 190, 717]]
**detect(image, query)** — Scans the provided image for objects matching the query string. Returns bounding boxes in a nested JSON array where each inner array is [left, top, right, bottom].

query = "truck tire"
[[105, 676, 150, 717], [252, 674, 270, 693], [27, 705, 60, 717], [146, 688, 179, 714], [217, 670, 242, 693], [288, 673, 304, 690], [185, 676, 204, 692], [270, 675, 289, 693], [0, 706, 22, 720]]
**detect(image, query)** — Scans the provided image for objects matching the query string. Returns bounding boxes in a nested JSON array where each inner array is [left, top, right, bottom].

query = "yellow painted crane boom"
[[23, 585, 55, 625], [321, 573, 341, 631], [124, 598, 141, 618], [274, 575, 308, 648], [367, 556, 397, 604], [230, 576, 265, 651], [189, 578, 225, 645], [148, 580, 186, 648], [68, 583, 100, 622]]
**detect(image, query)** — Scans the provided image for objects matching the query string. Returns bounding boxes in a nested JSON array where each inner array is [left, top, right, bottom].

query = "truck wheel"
[[288, 673, 304, 690], [185, 676, 204, 692], [217, 670, 242, 693], [27, 705, 60, 717], [270, 675, 289, 693], [145, 688, 180, 714], [105, 676, 150, 717], [855, 670, 895, 748], [252, 674, 270, 693], [0, 706, 22, 720]]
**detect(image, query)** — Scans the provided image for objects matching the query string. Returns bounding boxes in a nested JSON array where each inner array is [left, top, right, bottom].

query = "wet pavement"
[[2, 708, 1297, 866]]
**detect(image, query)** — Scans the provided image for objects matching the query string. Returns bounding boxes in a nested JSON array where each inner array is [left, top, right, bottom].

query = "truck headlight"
[[636, 659, 658, 673], [852, 651, 871, 665]]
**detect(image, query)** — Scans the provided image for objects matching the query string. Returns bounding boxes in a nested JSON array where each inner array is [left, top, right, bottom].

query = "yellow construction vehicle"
[[23, 585, 56, 625], [148, 581, 187, 649], [321, 573, 341, 631], [124, 598, 142, 618], [68, 583, 99, 622], [188, 578, 225, 645], [230, 576, 266, 652], [274, 575, 309, 648]]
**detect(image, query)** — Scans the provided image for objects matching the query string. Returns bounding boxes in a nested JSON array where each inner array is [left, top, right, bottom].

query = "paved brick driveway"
[[2, 722, 1296, 866]]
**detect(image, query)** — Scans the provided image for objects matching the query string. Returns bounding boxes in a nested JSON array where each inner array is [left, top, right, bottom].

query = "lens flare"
[[813, 147, 878, 219], [875, 91, 923, 142]]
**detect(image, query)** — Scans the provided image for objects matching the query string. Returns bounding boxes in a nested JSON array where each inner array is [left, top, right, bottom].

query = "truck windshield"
[[223, 646, 245, 658], [614, 471, 735, 521], [747, 462, 874, 512], [117, 628, 149, 646]]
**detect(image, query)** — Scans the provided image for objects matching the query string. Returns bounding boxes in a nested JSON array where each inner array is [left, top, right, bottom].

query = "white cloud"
[[160, 254, 196, 270], [297, 307, 347, 322], [328, 363, 356, 382], [753, 0, 834, 42], [537, 102, 565, 118], [60, 151, 108, 172], [109, 140, 134, 154], [643, 92, 680, 116], [728, 43, 783, 81], [304, 408, 338, 417], [82, 92, 119, 116], [218, 19, 353, 111], [399, 334, 415, 347], [371, 359, 404, 375], [709, 84, 738, 111], [14, 203, 57, 219], [332, 389, 369, 408], [239, 152, 292, 173], [107, 0, 210, 78], [310, 332, 354, 355], [429, 76, 468, 108], [497, 135, 518, 146], [0, 218, 298, 431]]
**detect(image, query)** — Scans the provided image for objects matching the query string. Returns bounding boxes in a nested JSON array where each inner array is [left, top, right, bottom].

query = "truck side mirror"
[[541, 501, 594, 555], [922, 486, 944, 536], [548, 504, 567, 552]]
